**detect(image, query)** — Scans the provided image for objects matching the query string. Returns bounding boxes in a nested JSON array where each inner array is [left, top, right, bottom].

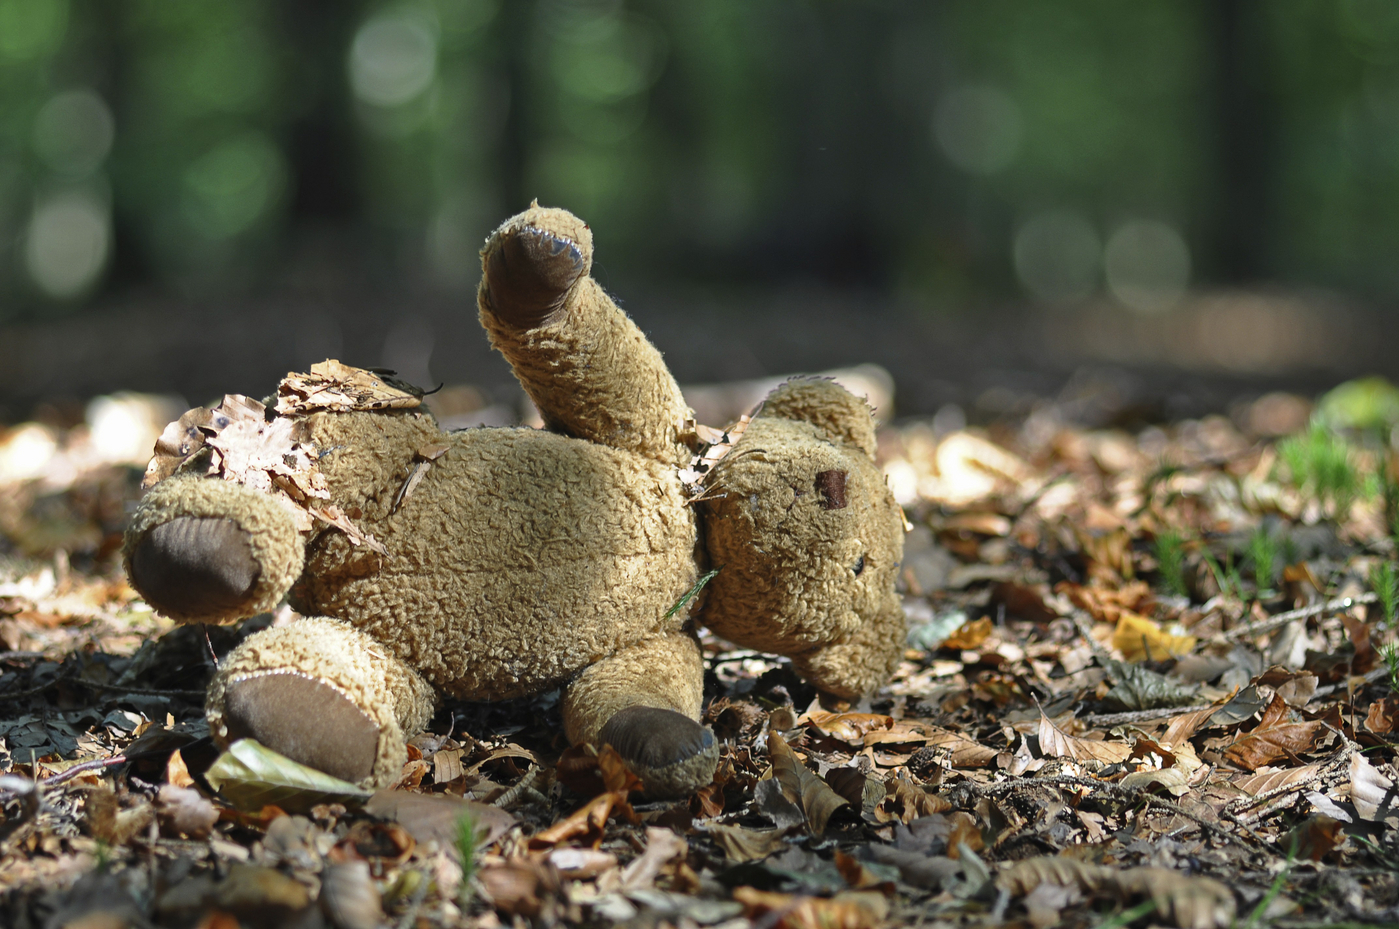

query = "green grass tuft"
[[1248, 527, 1279, 592], [455, 812, 481, 907], [1277, 424, 1360, 518], [1372, 562, 1399, 628], [1153, 531, 1189, 598]]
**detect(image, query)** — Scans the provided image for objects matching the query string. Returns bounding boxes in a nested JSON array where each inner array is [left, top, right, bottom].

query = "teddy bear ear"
[[755, 378, 879, 458]]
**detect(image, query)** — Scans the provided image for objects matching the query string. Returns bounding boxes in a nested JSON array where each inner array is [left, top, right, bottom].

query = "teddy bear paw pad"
[[483, 226, 587, 328], [223, 672, 379, 784], [600, 706, 719, 799], [129, 516, 261, 619]]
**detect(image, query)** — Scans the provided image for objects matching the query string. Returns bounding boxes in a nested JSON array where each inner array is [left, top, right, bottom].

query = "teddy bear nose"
[[815, 469, 847, 509]]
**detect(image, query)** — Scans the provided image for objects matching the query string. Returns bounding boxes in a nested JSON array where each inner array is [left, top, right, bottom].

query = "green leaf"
[[204, 739, 372, 813], [665, 568, 719, 619]]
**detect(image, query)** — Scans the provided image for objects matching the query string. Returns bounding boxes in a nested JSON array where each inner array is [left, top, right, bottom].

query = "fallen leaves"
[[767, 731, 849, 835]]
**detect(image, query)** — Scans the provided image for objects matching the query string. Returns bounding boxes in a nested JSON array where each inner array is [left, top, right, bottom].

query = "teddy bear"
[[122, 205, 908, 798]]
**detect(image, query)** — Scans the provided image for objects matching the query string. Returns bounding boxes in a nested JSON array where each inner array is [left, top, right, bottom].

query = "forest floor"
[[1, 375, 1398, 929]]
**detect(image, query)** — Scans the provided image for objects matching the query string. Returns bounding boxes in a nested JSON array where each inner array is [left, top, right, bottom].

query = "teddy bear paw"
[[482, 223, 588, 329], [600, 706, 719, 799], [128, 516, 261, 620], [221, 671, 381, 784]]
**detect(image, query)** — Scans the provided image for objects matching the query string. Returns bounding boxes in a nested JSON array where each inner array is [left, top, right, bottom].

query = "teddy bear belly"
[[293, 429, 701, 700]]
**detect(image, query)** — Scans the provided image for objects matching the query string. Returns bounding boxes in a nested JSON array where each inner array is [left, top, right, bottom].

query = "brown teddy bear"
[[122, 205, 907, 797]]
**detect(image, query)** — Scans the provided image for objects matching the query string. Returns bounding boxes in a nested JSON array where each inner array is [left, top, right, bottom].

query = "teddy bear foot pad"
[[222, 671, 380, 784], [600, 706, 719, 799]]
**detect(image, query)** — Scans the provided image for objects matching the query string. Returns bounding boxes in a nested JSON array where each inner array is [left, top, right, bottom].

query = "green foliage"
[[1277, 425, 1360, 519], [1202, 547, 1244, 601], [1385, 643, 1399, 696], [1314, 377, 1399, 435], [455, 812, 481, 907], [1372, 562, 1399, 628], [1153, 531, 1189, 598], [1248, 527, 1279, 591]]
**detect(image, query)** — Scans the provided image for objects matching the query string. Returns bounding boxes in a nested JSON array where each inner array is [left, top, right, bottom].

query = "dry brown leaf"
[[732, 886, 889, 929], [833, 848, 897, 892], [1113, 614, 1197, 661], [1233, 764, 1323, 796], [362, 790, 516, 854], [1037, 712, 1133, 764], [165, 748, 195, 788], [156, 783, 219, 838], [619, 826, 688, 890], [943, 616, 993, 650], [1350, 751, 1399, 824], [546, 847, 618, 880], [1119, 767, 1191, 796], [999, 858, 1235, 929], [802, 711, 894, 744], [142, 406, 214, 488], [1280, 814, 1346, 861], [275, 359, 423, 415], [1364, 696, 1399, 735], [945, 811, 984, 858], [85, 786, 153, 845], [1059, 580, 1155, 624], [319, 859, 385, 929], [478, 859, 560, 919], [707, 823, 789, 862], [681, 413, 752, 490], [876, 773, 950, 823], [768, 731, 849, 835], [1224, 699, 1327, 771], [529, 790, 635, 849]]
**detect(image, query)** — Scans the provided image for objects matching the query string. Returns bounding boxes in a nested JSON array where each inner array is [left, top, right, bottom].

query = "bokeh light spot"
[[24, 190, 111, 299], [181, 133, 286, 239], [933, 84, 1022, 175], [1013, 210, 1100, 303], [1103, 220, 1191, 314], [33, 89, 115, 177], [349, 10, 439, 108]]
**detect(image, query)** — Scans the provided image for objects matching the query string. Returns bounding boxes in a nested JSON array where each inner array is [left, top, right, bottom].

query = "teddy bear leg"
[[478, 205, 693, 467], [562, 631, 718, 798], [124, 475, 306, 624], [206, 617, 435, 788]]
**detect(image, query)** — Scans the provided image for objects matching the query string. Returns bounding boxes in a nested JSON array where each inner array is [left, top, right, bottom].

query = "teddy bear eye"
[[852, 555, 865, 577]]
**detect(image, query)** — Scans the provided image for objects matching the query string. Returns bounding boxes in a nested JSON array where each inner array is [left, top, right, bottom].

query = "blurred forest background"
[[2, 0, 1399, 424]]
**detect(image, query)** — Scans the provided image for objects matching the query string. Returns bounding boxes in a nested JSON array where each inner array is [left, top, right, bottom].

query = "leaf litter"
[[4, 376, 1399, 926]]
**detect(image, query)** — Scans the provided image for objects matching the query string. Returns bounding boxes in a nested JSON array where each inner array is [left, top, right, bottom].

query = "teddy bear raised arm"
[[123, 205, 908, 797]]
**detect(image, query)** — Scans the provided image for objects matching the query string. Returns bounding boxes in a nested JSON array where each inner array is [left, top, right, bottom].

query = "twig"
[[40, 754, 128, 787], [492, 765, 541, 808], [958, 774, 1277, 856], [1080, 705, 1215, 727], [1068, 610, 1113, 663], [1310, 665, 1388, 700], [1224, 593, 1376, 642], [0, 676, 205, 702]]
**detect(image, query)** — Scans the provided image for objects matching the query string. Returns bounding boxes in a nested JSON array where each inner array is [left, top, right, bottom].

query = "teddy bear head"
[[699, 379, 907, 698]]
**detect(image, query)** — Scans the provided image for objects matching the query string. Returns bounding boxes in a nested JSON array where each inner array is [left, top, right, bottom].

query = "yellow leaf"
[[1113, 614, 1196, 661]]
